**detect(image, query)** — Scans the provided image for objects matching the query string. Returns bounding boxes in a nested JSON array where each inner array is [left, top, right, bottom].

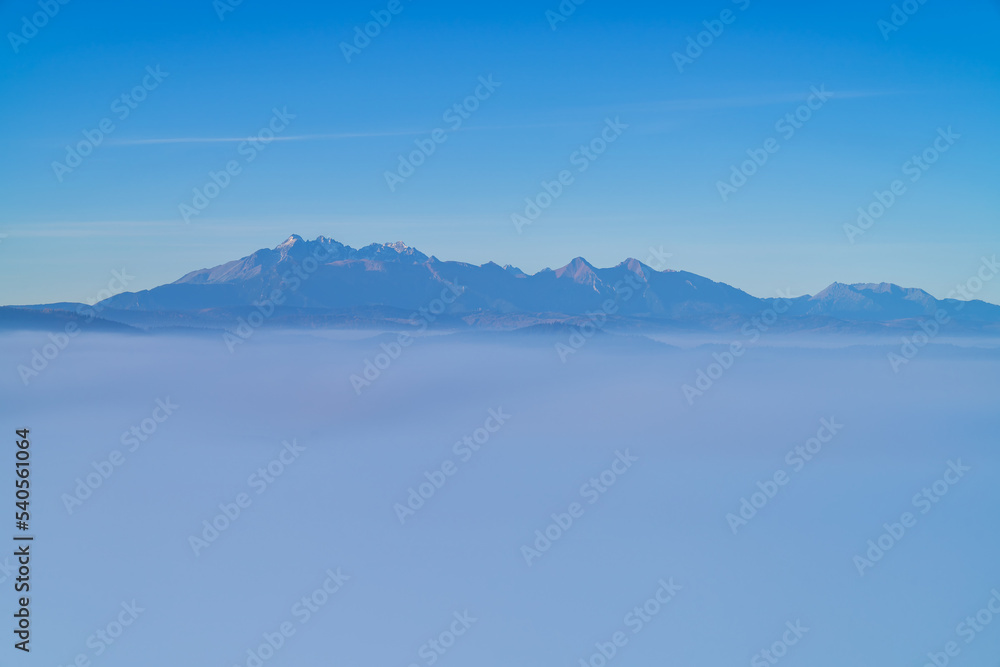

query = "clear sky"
[[1, 0, 998, 306]]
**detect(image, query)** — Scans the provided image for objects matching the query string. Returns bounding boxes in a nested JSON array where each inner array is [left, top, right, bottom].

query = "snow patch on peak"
[[851, 282, 902, 294], [276, 234, 304, 250], [354, 241, 429, 264]]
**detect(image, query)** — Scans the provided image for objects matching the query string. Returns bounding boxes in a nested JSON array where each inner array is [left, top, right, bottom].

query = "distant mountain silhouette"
[[7, 235, 1000, 334], [785, 282, 1000, 322]]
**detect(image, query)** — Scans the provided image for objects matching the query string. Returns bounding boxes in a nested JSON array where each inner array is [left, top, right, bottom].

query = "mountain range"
[[5, 235, 999, 336]]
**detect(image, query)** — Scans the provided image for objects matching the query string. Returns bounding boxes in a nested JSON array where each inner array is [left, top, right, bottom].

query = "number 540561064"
[[15, 429, 30, 521]]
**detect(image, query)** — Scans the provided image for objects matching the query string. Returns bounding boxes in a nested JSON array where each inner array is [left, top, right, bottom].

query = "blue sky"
[[1, 0, 998, 305]]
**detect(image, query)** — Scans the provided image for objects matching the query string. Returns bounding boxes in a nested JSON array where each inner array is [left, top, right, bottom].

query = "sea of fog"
[[1, 329, 998, 667]]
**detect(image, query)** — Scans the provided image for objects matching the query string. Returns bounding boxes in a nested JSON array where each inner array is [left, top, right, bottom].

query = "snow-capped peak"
[[276, 234, 304, 250]]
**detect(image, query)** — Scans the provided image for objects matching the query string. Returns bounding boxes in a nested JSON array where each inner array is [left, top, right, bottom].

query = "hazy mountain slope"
[[98, 235, 770, 318], [13, 235, 999, 333]]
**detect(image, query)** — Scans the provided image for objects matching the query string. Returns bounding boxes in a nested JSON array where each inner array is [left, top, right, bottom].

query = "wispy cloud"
[[614, 89, 903, 114], [3, 221, 180, 238], [108, 130, 426, 146], [104, 92, 896, 147], [108, 121, 597, 147], [0, 220, 288, 238]]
